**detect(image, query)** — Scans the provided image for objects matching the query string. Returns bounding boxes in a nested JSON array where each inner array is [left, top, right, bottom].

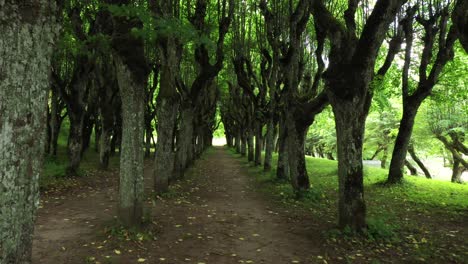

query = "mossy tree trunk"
[[276, 117, 289, 181], [264, 118, 276, 171], [285, 115, 309, 191], [0, 1, 60, 262], [174, 106, 195, 179], [330, 95, 371, 230], [109, 0, 150, 227], [312, 0, 408, 231], [114, 56, 146, 227]]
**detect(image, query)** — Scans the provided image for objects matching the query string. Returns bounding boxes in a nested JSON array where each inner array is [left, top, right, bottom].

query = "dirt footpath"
[[33, 147, 325, 264]]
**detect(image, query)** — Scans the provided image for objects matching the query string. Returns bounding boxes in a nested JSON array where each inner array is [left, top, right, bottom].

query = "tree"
[[152, 0, 183, 193], [387, 0, 460, 184], [311, 0, 407, 230], [174, 0, 234, 178], [260, 0, 329, 191], [452, 0, 468, 52], [0, 1, 60, 262], [427, 58, 468, 183], [106, 0, 150, 226]]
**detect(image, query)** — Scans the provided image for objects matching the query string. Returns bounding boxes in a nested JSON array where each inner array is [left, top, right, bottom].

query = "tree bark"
[[451, 158, 465, 183], [94, 120, 101, 152], [99, 101, 114, 169], [235, 130, 241, 153], [0, 1, 59, 262], [154, 96, 178, 193], [254, 121, 263, 166], [99, 125, 112, 169], [114, 56, 145, 227], [240, 133, 247, 156], [276, 118, 289, 181], [247, 131, 254, 162], [174, 107, 195, 179], [405, 159, 418, 175], [67, 111, 85, 176], [380, 146, 388, 169], [264, 119, 276, 171], [408, 144, 432, 179], [286, 116, 310, 191], [387, 105, 420, 183], [331, 97, 369, 231]]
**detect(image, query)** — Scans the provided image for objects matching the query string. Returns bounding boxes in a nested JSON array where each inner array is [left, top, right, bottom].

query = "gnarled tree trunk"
[[331, 95, 370, 231], [286, 116, 309, 191], [408, 144, 431, 179], [405, 160, 418, 175], [451, 158, 465, 183], [387, 104, 420, 183]]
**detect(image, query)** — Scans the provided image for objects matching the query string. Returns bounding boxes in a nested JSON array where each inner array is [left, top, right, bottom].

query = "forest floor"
[[32, 147, 467, 264], [33, 147, 322, 264]]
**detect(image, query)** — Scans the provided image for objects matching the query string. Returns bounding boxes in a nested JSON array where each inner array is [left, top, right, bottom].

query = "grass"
[[40, 123, 120, 190], [228, 147, 468, 263]]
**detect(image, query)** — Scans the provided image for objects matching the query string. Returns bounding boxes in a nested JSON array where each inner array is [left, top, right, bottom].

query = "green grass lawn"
[[228, 147, 468, 263]]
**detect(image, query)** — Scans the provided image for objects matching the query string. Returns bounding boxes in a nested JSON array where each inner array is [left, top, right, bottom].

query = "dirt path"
[[33, 147, 324, 264]]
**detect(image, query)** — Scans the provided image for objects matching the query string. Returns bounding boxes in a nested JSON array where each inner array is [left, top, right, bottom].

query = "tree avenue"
[[0, 0, 467, 263]]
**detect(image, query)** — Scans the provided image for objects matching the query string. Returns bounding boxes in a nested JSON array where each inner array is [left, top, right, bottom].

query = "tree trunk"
[[46, 104, 52, 154], [405, 160, 418, 175], [451, 158, 465, 183], [264, 118, 275, 171], [235, 131, 241, 153], [99, 127, 112, 169], [247, 131, 254, 162], [276, 118, 289, 181], [94, 121, 101, 152], [114, 56, 145, 227], [154, 97, 178, 193], [240, 133, 247, 156], [99, 99, 114, 169], [49, 89, 63, 157], [145, 125, 153, 158], [387, 102, 421, 184], [380, 146, 388, 169], [254, 121, 263, 166], [370, 146, 382, 160], [67, 113, 85, 176], [81, 113, 95, 155], [408, 144, 431, 179], [174, 107, 194, 179], [286, 117, 310, 191], [110, 132, 118, 154], [0, 1, 59, 262], [332, 98, 368, 231]]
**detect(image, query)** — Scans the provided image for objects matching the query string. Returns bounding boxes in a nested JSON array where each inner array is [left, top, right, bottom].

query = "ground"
[[32, 147, 468, 264], [33, 147, 322, 264]]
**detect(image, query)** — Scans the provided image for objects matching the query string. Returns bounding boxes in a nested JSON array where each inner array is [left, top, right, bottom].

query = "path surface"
[[32, 147, 323, 264]]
